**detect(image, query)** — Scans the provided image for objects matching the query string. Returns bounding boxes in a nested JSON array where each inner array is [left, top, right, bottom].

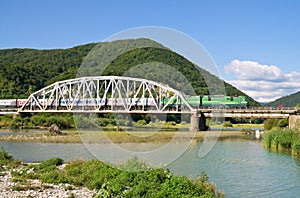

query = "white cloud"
[[224, 60, 300, 103], [224, 60, 285, 81]]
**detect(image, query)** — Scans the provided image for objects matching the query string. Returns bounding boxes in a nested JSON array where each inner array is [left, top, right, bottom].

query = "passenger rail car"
[[0, 95, 248, 110], [0, 99, 28, 108]]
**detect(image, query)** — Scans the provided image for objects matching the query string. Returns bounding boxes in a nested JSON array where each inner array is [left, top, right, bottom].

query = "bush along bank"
[[0, 149, 224, 197], [262, 128, 300, 157], [0, 113, 183, 130], [0, 114, 75, 130]]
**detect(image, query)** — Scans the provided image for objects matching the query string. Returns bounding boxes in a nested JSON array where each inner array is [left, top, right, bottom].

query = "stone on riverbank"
[[48, 124, 61, 134]]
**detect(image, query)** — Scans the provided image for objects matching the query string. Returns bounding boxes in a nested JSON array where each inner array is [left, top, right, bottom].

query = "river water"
[[1, 135, 300, 197]]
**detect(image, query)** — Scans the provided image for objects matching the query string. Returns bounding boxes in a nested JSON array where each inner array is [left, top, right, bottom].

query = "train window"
[[230, 96, 233, 101], [208, 96, 211, 101]]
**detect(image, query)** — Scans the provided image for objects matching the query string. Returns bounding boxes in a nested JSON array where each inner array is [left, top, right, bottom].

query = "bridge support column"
[[189, 113, 208, 132], [289, 115, 300, 129], [190, 113, 199, 132]]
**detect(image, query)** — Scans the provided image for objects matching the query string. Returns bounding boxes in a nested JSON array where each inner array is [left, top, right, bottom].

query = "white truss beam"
[[19, 76, 195, 114]]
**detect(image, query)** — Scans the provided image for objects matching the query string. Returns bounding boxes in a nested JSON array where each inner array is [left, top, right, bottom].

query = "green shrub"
[[99, 118, 117, 126], [9, 117, 23, 129], [223, 121, 233, 127], [292, 140, 300, 157], [136, 120, 147, 126], [262, 131, 274, 148], [34, 158, 64, 174], [277, 129, 297, 149], [0, 147, 20, 169], [12, 185, 26, 191], [12, 184, 40, 191], [278, 118, 289, 128], [41, 171, 68, 184], [43, 157, 64, 166], [116, 119, 132, 127], [157, 175, 207, 197], [164, 121, 176, 126], [264, 118, 289, 130], [118, 156, 151, 172], [264, 119, 279, 130], [0, 147, 13, 165], [263, 129, 298, 150], [30, 115, 46, 126], [45, 115, 74, 129], [11, 157, 223, 197], [74, 115, 99, 129]]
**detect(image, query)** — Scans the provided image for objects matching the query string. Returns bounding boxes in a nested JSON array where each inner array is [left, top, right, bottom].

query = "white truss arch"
[[18, 76, 195, 113]]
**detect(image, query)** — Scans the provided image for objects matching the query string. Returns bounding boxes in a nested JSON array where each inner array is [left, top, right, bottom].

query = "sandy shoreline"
[[0, 129, 256, 144]]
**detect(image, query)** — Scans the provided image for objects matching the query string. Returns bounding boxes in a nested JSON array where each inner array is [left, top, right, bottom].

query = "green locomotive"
[[163, 95, 248, 108]]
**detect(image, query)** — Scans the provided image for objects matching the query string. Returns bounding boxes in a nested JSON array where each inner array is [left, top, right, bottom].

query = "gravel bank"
[[0, 169, 96, 198]]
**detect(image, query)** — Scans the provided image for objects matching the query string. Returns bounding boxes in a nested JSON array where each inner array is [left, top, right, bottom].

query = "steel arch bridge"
[[18, 76, 195, 114]]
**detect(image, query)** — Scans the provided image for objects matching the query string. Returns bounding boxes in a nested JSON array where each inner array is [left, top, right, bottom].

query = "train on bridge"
[[183, 95, 247, 108], [0, 95, 248, 109]]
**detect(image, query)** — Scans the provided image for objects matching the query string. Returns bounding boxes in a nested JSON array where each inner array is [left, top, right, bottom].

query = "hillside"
[[0, 39, 259, 106], [0, 43, 96, 98], [265, 91, 300, 107]]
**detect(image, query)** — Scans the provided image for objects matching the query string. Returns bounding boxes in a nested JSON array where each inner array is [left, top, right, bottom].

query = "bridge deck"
[[0, 108, 18, 115], [13, 107, 299, 118], [198, 108, 298, 118]]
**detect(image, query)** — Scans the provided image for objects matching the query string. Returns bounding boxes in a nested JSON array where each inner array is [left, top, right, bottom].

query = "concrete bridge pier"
[[189, 112, 208, 132], [190, 113, 199, 132], [289, 115, 300, 129]]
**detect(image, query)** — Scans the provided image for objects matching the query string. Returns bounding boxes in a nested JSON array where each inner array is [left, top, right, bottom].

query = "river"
[[1, 135, 300, 197]]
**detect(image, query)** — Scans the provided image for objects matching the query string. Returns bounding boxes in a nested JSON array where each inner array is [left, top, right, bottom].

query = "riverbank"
[[0, 169, 96, 198], [0, 129, 256, 143], [0, 149, 224, 198]]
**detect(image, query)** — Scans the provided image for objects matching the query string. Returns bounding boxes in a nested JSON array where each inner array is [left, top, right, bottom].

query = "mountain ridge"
[[0, 38, 259, 106], [265, 91, 300, 107]]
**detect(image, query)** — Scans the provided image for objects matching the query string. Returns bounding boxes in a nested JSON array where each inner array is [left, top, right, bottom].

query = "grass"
[[262, 128, 300, 157], [0, 131, 83, 143], [209, 123, 263, 129], [0, 128, 254, 144], [12, 184, 41, 191], [0, 120, 262, 144], [232, 123, 264, 128]]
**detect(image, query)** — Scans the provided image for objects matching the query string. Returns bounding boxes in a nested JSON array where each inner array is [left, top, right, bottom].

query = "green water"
[[169, 140, 300, 198], [1, 138, 300, 197]]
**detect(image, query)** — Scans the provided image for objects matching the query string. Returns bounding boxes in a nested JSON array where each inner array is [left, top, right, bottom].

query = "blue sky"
[[1, 0, 299, 102]]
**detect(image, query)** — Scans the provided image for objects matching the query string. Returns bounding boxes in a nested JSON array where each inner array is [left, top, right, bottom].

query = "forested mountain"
[[0, 39, 259, 106], [0, 43, 96, 98], [265, 91, 300, 107]]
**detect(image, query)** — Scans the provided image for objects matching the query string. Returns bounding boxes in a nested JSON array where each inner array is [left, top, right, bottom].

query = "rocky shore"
[[0, 168, 96, 198]]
